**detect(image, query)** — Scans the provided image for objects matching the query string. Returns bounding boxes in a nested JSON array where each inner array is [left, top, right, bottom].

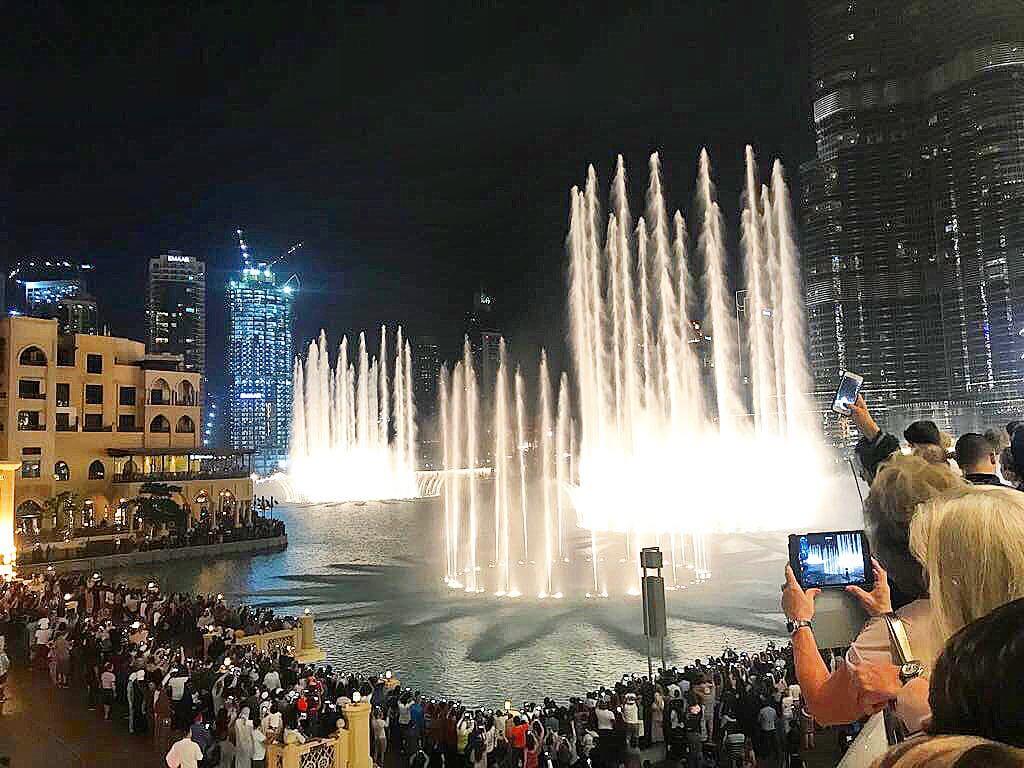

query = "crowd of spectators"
[[16, 516, 286, 566], [0, 563, 816, 768]]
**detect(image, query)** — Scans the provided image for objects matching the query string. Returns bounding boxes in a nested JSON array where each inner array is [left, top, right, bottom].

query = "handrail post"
[[342, 701, 371, 768]]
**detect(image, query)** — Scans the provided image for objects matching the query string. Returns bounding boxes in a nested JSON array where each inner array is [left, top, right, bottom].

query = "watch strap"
[[787, 619, 812, 635]]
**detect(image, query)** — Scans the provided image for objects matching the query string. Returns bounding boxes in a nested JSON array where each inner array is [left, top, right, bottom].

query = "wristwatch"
[[786, 619, 812, 635], [899, 661, 924, 685]]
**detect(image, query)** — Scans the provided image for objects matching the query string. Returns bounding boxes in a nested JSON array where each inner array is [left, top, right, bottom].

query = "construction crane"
[[235, 228, 302, 268]]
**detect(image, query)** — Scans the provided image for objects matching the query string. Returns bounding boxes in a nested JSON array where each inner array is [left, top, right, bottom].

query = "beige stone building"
[[0, 316, 253, 539]]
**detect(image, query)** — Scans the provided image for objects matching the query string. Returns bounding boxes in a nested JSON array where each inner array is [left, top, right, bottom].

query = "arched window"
[[176, 415, 195, 433], [176, 379, 195, 405], [19, 346, 47, 366], [88, 460, 105, 480], [150, 378, 171, 406], [15, 500, 43, 535], [54, 461, 70, 481], [150, 415, 170, 433]]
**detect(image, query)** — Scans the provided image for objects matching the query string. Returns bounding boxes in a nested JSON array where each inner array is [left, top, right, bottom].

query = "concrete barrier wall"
[[17, 534, 288, 575]]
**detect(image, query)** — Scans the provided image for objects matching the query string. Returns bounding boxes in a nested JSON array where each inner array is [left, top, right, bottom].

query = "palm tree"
[[133, 483, 185, 532], [43, 491, 81, 537]]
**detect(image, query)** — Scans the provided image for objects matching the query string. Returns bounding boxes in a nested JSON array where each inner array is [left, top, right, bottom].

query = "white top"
[[263, 670, 281, 690], [252, 727, 267, 761], [757, 706, 777, 732], [594, 709, 615, 730], [166, 736, 203, 768], [847, 598, 933, 733], [168, 675, 189, 701]]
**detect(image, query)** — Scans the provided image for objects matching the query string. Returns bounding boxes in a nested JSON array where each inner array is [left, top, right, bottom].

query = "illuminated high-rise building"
[[146, 251, 206, 383], [226, 230, 296, 474], [8, 259, 100, 335], [801, 0, 1024, 436], [413, 336, 442, 468], [465, 289, 502, 409]]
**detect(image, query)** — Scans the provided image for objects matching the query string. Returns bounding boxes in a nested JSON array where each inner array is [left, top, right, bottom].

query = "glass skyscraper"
[[146, 250, 206, 380], [8, 259, 100, 335], [801, 1, 1024, 439], [226, 231, 295, 475]]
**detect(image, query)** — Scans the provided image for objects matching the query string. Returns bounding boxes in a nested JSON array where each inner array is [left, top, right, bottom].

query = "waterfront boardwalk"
[[0, 666, 160, 768]]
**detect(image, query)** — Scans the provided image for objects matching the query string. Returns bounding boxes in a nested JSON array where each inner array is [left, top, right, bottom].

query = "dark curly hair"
[[928, 596, 1024, 748]]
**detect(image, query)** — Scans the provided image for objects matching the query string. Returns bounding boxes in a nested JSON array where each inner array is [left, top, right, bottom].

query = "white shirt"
[[253, 727, 267, 761], [263, 670, 281, 690], [594, 709, 615, 730], [168, 675, 189, 701], [166, 736, 203, 768], [757, 706, 777, 732]]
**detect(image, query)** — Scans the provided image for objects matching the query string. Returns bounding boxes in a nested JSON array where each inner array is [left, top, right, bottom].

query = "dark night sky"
[[7, 1, 813, 394]]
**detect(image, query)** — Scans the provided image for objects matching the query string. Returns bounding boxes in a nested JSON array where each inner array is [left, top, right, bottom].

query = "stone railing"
[[204, 613, 325, 663], [265, 700, 370, 768]]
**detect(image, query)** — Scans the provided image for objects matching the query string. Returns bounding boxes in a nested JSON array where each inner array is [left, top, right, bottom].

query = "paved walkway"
[[0, 667, 163, 768]]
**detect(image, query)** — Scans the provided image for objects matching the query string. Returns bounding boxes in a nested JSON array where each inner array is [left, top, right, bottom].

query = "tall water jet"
[[555, 373, 570, 561], [568, 149, 827, 540], [514, 367, 529, 562], [539, 351, 555, 597], [697, 149, 744, 433], [288, 328, 418, 503]]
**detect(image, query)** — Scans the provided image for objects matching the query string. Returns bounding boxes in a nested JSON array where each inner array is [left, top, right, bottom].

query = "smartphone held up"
[[831, 371, 864, 415]]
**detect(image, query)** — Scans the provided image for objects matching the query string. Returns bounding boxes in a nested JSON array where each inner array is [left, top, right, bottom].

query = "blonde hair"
[[911, 486, 1024, 643], [864, 454, 965, 598], [871, 735, 1024, 768]]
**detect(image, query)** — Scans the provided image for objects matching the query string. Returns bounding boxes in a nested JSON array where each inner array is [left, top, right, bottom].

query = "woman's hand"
[[848, 660, 902, 716], [849, 395, 880, 440], [782, 564, 820, 622], [845, 558, 893, 617]]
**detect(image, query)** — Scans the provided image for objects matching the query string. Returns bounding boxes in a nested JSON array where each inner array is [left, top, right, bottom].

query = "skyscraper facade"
[[413, 336, 441, 468], [465, 290, 502, 408], [146, 251, 206, 380], [226, 232, 295, 475], [801, 1, 1024, 437], [8, 259, 100, 335]]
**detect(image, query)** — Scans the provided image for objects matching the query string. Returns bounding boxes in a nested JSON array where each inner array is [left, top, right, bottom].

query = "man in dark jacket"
[[954, 432, 1010, 486]]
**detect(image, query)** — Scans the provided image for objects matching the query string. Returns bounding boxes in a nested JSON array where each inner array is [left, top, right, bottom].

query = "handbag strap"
[[881, 613, 916, 744], [882, 613, 915, 665]]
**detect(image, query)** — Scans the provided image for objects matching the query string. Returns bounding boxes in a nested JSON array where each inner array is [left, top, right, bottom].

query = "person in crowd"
[[1000, 447, 1020, 486], [0, 637, 9, 713], [905, 420, 949, 466], [849, 485, 1024, 722], [235, 705, 256, 768], [926, 596, 1024, 748], [954, 432, 1010, 485], [870, 735, 1024, 767], [166, 723, 205, 768], [783, 452, 962, 731]]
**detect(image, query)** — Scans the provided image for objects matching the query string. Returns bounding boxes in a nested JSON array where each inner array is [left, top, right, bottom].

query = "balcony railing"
[[18, 391, 46, 400], [17, 423, 46, 431], [147, 393, 198, 407], [55, 423, 78, 432], [112, 468, 250, 483], [118, 425, 144, 432], [82, 424, 113, 433]]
